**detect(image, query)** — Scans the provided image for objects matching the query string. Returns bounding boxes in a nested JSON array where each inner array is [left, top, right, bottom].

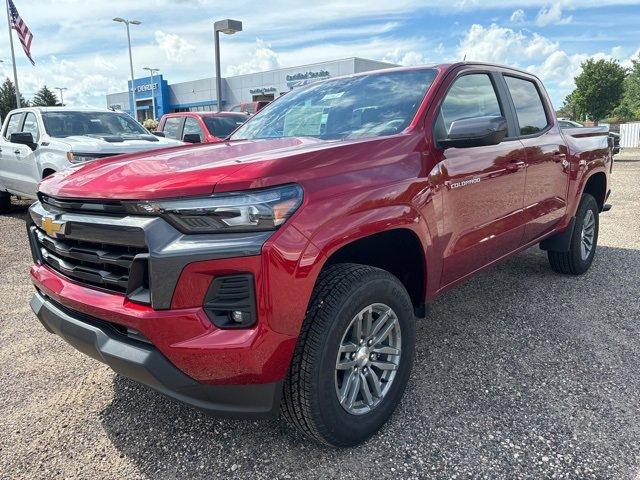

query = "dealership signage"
[[249, 86, 277, 95], [135, 82, 158, 93], [286, 70, 330, 87]]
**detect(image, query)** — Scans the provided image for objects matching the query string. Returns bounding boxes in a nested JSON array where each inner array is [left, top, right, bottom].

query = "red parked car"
[[156, 111, 247, 143], [28, 63, 612, 447], [229, 101, 270, 115]]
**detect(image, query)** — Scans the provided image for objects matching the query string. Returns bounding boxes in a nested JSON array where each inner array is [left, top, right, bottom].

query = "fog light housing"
[[203, 274, 257, 329]]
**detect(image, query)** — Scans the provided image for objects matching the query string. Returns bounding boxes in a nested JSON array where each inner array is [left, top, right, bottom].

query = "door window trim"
[[429, 68, 520, 148], [500, 72, 554, 139]]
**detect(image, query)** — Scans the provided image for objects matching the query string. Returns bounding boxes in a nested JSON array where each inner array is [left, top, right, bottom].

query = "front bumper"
[[31, 291, 282, 416]]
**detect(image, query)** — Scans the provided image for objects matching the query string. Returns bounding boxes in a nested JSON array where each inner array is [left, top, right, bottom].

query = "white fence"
[[620, 122, 640, 148]]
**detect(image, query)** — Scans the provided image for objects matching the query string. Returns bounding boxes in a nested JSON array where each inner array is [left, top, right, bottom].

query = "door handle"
[[14, 149, 21, 155], [506, 161, 526, 172], [552, 151, 566, 162]]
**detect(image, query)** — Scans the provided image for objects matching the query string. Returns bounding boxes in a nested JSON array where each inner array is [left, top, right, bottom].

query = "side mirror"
[[152, 131, 166, 137], [439, 116, 508, 149], [10, 132, 37, 151], [183, 133, 201, 144]]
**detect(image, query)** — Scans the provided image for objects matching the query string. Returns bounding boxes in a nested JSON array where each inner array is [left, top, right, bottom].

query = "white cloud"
[[225, 39, 281, 76], [510, 9, 525, 23], [535, 4, 573, 27], [154, 31, 196, 63], [93, 55, 116, 72], [382, 48, 429, 66]]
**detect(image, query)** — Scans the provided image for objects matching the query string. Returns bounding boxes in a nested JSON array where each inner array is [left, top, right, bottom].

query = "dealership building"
[[106, 57, 396, 122]]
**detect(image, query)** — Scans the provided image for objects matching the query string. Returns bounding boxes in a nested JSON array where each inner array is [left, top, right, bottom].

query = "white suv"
[[0, 107, 183, 212]]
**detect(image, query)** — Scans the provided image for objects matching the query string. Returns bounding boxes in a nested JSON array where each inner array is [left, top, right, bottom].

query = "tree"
[[573, 59, 627, 123], [31, 85, 59, 107], [0, 78, 28, 119], [557, 91, 584, 121], [614, 57, 640, 121]]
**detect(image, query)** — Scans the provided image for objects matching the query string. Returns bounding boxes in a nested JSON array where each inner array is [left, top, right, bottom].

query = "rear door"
[[0, 112, 26, 193], [434, 70, 528, 286], [503, 75, 569, 242]]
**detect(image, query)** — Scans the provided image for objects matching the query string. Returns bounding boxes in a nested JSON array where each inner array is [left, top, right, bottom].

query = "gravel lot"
[[1, 162, 639, 479]]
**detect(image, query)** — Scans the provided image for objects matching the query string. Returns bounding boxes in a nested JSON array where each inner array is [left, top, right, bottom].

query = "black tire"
[[548, 193, 599, 275], [282, 263, 416, 447], [0, 192, 10, 213]]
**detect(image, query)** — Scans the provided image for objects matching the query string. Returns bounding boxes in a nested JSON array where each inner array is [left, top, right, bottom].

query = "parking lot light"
[[213, 19, 242, 112], [113, 17, 142, 119]]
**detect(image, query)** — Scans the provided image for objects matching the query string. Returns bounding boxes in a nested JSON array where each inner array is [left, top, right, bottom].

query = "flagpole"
[[4, 0, 20, 108]]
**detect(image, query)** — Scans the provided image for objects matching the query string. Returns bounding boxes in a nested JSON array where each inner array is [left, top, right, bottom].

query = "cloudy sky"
[[2, 0, 640, 108]]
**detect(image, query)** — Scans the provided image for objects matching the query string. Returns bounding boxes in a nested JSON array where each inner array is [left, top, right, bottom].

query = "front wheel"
[[0, 192, 11, 213], [548, 193, 599, 275], [282, 263, 416, 447]]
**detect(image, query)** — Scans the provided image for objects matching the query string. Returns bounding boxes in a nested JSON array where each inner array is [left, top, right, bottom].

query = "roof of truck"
[[9, 106, 119, 114]]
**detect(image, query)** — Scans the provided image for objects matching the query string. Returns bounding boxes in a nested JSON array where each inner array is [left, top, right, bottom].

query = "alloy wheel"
[[334, 303, 402, 415]]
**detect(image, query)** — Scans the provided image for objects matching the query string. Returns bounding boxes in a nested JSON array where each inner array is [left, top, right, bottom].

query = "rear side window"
[[4, 113, 22, 139], [437, 73, 502, 139], [162, 117, 183, 139], [504, 76, 549, 135]]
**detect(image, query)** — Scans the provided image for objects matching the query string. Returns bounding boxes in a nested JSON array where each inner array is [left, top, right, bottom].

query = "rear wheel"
[[282, 263, 416, 447], [548, 193, 599, 275], [0, 192, 10, 213]]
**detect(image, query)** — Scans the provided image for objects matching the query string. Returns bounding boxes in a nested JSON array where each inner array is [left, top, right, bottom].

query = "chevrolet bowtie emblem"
[[41, 216, 66, 238]]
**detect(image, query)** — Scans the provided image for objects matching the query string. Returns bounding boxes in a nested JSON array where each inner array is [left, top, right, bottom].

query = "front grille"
[[31, 225, 149, 297], [39, 194, 127, 215]]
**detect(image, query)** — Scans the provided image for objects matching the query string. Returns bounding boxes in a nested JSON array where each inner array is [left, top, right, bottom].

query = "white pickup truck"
[[0, 107, 182, 212]]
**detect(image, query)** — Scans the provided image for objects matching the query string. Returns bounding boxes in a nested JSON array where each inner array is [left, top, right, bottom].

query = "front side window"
[[183, 117, 204, 141], [504, 76, 549, 135], [41, 112, 148, 138], [231, 69, 438, 141], [22, 112, 40, 142], [437, 73, 502, 140], [162, 117, 183, 139], [4, 113, 22, 140]]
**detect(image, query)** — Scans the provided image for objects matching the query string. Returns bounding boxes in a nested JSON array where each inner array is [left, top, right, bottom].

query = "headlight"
[[125, 184, 303, 233], [67, 152, 98, 163]]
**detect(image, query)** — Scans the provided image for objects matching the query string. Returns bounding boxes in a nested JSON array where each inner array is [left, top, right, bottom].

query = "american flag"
[[8, 0, 34, 65]]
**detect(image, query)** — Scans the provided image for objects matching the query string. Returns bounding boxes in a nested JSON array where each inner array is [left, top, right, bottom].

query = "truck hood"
[[57, 134, 183, 154], [40, 137, 349, 200]]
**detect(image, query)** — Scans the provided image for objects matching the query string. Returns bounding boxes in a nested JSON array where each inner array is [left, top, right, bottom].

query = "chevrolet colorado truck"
[[0, 107, 181, 211], [27, 63, 612, 447]]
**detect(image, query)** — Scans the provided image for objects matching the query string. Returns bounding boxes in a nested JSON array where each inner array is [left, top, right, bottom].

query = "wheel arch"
[[297, 204, 435, 318], [581, 171, 607, 212]]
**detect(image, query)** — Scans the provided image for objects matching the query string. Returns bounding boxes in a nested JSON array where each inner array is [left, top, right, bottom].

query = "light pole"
[[54, 86, 67, 106], [143, 67, 159, 120], [213, 19, 242, 111], [113, 17, 141, 120]]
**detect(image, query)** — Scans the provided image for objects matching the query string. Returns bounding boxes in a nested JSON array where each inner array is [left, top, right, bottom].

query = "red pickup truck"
[[27, 63, 612, 447]]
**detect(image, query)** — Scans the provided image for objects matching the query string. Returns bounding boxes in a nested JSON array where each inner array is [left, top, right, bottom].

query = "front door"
[[434, 72, 528, 286]]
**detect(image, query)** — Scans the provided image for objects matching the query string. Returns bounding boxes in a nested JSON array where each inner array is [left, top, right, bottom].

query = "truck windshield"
[[203, 115, 246, 138], [41, 111, 148, 138], [230, 69, 437, 141]]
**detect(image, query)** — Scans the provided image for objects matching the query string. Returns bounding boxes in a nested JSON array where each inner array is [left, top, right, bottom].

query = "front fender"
[[268, 203, 435, 337]]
